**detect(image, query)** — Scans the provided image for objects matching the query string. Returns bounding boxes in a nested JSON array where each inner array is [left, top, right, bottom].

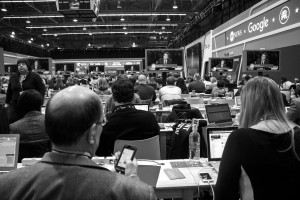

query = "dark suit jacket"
[[134, 84, 156, 101], [0, 152, 156, 200], [157, 58, 172, 64], [97, 106, 160, 156], [287, 98, 300, 125], [10, 111, 48, 142], [188, 80, 205, 93]]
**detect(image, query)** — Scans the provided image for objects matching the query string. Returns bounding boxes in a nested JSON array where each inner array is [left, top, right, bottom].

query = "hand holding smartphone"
[[199, 172, 213, 183], [115, 145, 137, 174]]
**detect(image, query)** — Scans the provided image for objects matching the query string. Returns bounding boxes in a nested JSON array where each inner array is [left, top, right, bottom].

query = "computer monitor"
[[206, 127, 238, 161], [205, 104, 232, 124], [134, 104, 149, 111], [0, 134, 20, 172]]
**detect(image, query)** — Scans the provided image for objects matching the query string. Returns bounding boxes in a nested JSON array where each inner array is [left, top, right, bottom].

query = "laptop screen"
[[0, 134, 20, 171], [207, 127, 238, 161], [205, 103, 232, 124], [134, 104, 149, 111]]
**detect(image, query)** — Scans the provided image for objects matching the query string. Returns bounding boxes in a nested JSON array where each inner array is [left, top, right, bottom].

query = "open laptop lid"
[[134, 104, 149, 111], [206, 127, 238, 161], [205, 103, 232, 124], [0, 134, 20, 171]]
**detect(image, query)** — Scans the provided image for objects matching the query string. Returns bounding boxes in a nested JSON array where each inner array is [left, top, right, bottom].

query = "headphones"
[[112, 104, 135, 113]]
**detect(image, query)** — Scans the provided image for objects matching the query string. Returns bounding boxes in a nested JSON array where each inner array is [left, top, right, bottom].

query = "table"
[[93, 158, 218, 200], [20, 157, 218, 200]]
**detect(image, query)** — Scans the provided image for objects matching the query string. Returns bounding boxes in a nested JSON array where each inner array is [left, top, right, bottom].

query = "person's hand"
[[124, 158, 138, 178], [4, 103, 9, 108]]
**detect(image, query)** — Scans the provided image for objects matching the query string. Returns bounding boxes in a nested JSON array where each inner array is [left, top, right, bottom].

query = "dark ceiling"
[[0, 0, 216, 50]]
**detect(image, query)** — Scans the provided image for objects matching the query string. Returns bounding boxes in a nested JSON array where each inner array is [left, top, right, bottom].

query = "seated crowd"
[[0, 58, 300, 199]]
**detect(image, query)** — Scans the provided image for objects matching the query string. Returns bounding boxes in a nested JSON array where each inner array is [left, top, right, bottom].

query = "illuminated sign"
[[225, 0, 300, 45]]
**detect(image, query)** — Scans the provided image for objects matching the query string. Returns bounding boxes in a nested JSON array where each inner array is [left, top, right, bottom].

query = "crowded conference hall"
[[1, 0, 300, 199]]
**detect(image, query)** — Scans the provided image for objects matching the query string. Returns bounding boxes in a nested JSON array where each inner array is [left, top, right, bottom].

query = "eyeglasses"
[[18, 63, 27, 67]]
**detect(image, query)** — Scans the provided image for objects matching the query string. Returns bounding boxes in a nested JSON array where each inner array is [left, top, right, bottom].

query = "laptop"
[[205, 103, 233, 126], [0, 134, 20, 174], [134, 104, 149, 111], [206, 127, 238, 172]]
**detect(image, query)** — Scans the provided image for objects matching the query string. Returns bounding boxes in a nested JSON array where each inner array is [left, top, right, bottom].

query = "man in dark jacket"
[[97, 79, 160, 156]]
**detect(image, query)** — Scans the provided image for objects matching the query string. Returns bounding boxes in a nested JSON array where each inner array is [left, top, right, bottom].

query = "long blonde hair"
[[239, 76, 299, 160]]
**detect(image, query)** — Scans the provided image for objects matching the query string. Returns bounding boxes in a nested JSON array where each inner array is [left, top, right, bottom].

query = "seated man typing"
[[0, 86, 156, 200]]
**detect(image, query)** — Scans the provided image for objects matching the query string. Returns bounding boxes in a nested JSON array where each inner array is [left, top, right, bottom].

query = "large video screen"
[[209, 58, 234, 72], [4, 65, 18, 73], [55, 63, 75, 73], [146, 49, 183, 71], [89, 65, 104, 73], [245, 50, 280, 71], [124, 65, 140, 72], [28, 59, 49, 72], [186, 43, 202, 77]]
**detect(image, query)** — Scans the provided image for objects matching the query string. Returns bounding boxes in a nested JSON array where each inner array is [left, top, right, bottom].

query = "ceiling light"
[[123, 27, 126, 30], [41, 44, 44, 47], [73, 18, 78, 22], [88, 43, 91, 46], [89, 33, 92, 35], [120, 16, 125, 21], [83, 27, 87, 30], [117, 1, 122, 9], [26, 20, 31, 24], [162, 26, 165, 30], [11, 31, 15, 35], [159, 32, 162, 35], [43, 28, 47, 31], [54, 34, 57, 37], [166, 16, 170, 21], [28, 40, 32, 43], [10, 34, 14, 38], [124, 32, 128, 35], [173, 1, 178, 9], [46, 43, 49, 46], [31, 38, 33, 41], [1, 5, 7, 12]]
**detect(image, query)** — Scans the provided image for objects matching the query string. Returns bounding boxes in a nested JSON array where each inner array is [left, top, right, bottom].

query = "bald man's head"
[[45, 86, 102, 146], [138, 75, 147, 84]]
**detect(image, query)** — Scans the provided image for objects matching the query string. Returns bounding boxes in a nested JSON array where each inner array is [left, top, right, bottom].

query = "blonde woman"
[[94, 77, 112, 95], [215, 77, 300, 200]]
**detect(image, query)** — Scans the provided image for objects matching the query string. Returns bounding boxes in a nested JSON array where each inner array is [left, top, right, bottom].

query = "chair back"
[[19, 139, 51, 162], [114, 136, 161, 160]]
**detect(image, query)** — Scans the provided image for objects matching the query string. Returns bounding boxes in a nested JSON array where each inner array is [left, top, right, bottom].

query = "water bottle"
[[189, 124, 200, 165]]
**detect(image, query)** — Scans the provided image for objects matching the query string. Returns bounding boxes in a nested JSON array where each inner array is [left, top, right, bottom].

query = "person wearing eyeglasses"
[[0, 86, 156, 200], [4, 59, 46, 123]]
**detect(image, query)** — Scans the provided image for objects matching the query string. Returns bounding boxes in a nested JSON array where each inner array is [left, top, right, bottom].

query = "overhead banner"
[[225, 0, 300, 45]]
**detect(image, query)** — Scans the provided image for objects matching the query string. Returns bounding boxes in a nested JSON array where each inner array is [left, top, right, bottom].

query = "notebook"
[[134, 104, 149, 111], [137, 165, 161, 187], [205, 103, 233, 125], [0, 134, 20, 174], [206, 127, 238, 162]]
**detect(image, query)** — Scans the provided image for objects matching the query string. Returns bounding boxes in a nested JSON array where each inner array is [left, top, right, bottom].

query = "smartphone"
[[115, 145, 137, 174], [199, 173, 213, 183]]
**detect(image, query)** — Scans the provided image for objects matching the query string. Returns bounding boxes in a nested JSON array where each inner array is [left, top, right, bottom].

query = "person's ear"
[[87, 124, 97, 145]]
